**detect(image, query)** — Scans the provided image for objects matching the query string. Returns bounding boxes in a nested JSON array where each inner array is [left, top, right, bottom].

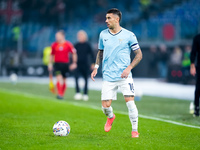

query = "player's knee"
[[124, 96, 134, 102], [102, 103, 110, 108], [102, 100, 112, 107]]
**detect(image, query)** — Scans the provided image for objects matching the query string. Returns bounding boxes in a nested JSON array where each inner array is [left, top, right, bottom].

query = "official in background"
[[74, 30, 95, 101], [49, 30, 77, 99], [190, 33, 200, 117]]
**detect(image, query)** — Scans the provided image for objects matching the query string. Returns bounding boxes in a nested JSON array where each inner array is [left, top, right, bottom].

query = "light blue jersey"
[[98, 28, 140, 81]]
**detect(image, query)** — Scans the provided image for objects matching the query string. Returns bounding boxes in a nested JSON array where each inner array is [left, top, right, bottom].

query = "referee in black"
[[190, 33, 200, 117], [73, 30, 95, 101]]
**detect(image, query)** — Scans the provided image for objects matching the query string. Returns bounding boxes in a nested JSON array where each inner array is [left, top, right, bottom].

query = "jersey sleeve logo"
[[104, 39, 108, 41]]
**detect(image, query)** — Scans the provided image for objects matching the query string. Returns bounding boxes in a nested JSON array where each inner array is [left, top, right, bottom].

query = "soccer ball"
[[53, 120, 70, 136]]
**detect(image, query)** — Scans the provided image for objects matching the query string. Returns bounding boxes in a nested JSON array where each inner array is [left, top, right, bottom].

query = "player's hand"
[[121, 66, 132, 79], [190, 65, 196, 76], [69, 63, 77, 71], [91, 68, 97, 81], [48, 64, 53, 71]]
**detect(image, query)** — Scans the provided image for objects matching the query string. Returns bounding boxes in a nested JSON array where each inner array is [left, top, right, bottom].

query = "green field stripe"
[[1, 88, 199, 130], [71, 101, 200, 129]]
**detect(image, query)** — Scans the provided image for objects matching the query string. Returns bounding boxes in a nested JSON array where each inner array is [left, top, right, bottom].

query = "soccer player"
[[48, 30, 77, 99], [190, 33, 200, 117], [91, 8, 142, 138]]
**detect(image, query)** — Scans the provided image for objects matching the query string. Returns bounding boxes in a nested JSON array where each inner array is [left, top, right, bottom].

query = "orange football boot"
[[104, 114, 116, 132]]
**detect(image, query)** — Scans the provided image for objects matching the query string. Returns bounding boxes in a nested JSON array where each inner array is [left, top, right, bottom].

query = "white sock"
[[126, 101, 138, 131], [102, 106, 114, 118]]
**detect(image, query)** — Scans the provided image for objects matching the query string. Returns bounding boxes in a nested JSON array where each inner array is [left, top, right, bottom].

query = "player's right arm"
[[91, 50, 103, 81], [91, 32, 104, 81], [48, 55, 54, 71]]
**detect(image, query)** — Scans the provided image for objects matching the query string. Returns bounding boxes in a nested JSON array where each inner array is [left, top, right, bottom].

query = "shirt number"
[[128, 83, 134, 93]]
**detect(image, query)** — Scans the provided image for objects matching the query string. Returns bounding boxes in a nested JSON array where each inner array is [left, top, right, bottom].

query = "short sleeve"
[[67, 41, 76, 53], [129, 33, 140, 51], [98, 32, 104, 50], [51, 43, 55, 55]]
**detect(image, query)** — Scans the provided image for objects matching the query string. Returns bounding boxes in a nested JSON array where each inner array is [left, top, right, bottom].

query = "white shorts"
[[101, 78, 135, 100]]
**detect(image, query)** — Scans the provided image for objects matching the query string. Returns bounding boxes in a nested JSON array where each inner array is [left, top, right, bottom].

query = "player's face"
[[56, 32, 65, 42], [77, 32, 86, 43], [105, 13, 119, 29]]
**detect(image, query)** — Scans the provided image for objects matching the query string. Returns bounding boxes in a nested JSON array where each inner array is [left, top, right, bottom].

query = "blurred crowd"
[[148, 44, 192, 83], [19, 0, 69, 26], [0, 0, 196, 84], [19, 0, 116, 25], [0, 0, 173, 26], [19, 0, 140, 26], [0, 0, 198, 52], [1, 43, 192, 83]]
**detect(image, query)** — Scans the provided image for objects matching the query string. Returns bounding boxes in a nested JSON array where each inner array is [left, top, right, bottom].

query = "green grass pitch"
[[0, 82, 200, 150]]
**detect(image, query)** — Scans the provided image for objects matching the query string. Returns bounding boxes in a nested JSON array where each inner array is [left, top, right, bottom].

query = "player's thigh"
[[196, 67, 200, 87], [54, 63, 62, 76], [101, 81, 118, 101], [54, 63, 62, 81], [61, 63, 70, 78], [119, 78, 135, 101], [74, 67, 80, 78], [79, 65, 89, 77]]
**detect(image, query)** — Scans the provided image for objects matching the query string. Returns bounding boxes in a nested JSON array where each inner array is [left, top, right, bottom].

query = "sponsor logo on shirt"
[[59, 46, 63, 51], [118, 39, 124, 44]]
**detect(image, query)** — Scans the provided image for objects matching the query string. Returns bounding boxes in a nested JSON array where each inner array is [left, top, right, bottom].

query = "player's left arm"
[[72, 51, 77, 63], [130, 48, 143, 69], [121, 48, 142, 78]]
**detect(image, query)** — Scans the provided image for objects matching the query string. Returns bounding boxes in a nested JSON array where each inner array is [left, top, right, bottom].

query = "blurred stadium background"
[[1, 1, 200, 148], [0, 0, 199, 83]]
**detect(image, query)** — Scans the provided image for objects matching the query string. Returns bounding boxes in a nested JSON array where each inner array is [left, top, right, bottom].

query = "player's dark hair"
[[107, 8, 122, 22], [57, 30, 65, 36]]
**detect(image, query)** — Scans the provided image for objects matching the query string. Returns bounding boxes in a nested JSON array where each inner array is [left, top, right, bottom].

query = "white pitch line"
[[0, 88, 200, 129], [71, 101, 200, 129], [138, 114, 200, 129]]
